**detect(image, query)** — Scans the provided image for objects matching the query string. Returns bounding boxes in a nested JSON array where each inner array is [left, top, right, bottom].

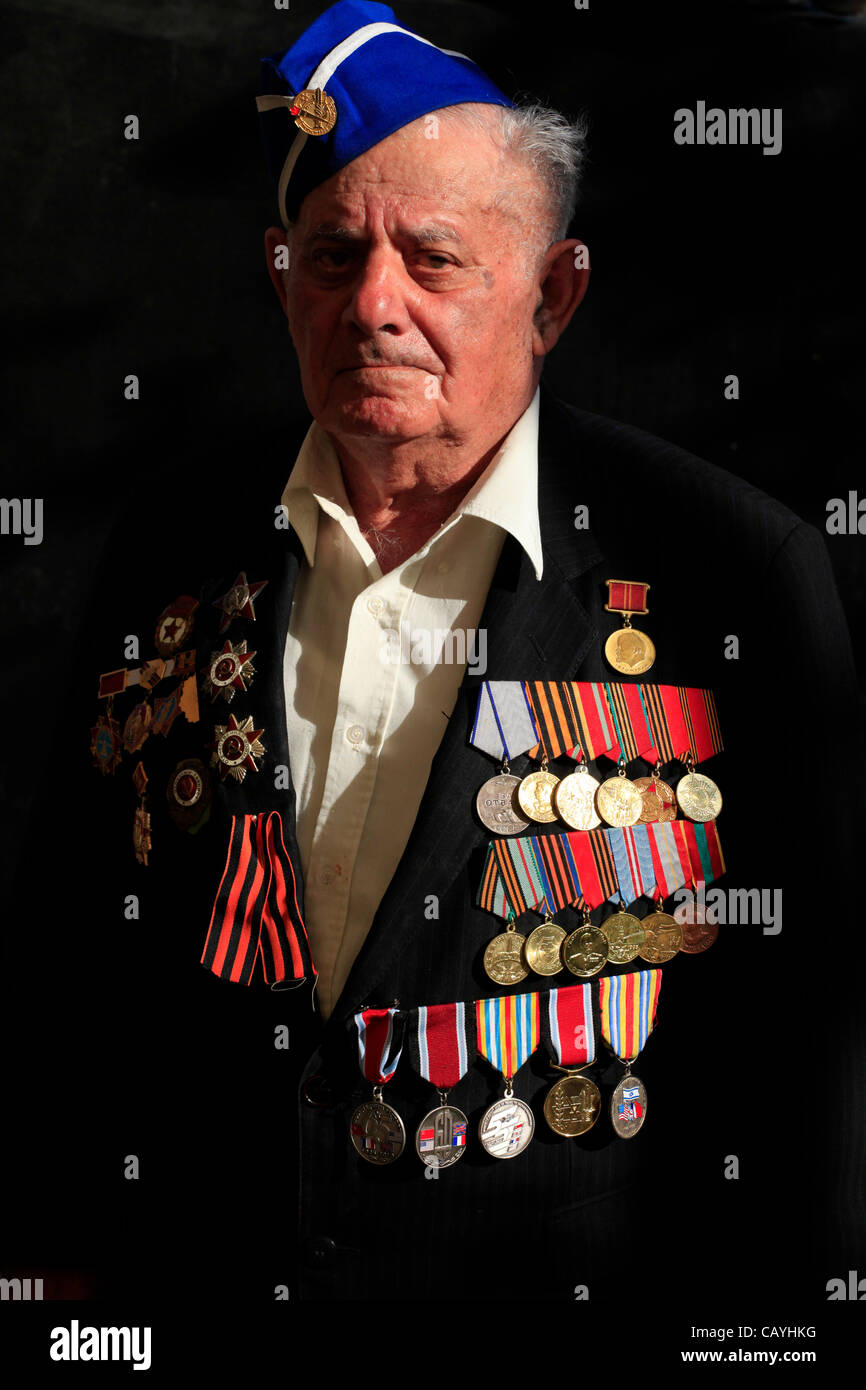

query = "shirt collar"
[[280, 387, 543, 579]]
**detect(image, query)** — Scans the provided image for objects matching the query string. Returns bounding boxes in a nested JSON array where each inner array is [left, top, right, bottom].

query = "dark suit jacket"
[[10, 385, 862, 1306]]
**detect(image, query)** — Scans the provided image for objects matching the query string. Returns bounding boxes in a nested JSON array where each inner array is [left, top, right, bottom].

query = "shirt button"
[[346, 724, 365, 746], [366, 596, 384, 617]]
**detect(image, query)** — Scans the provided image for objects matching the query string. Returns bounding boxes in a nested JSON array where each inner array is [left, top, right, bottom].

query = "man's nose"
[[341, 248, 412, 336]]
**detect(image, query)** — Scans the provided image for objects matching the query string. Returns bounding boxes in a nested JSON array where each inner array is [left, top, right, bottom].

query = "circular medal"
[[596, 773, 642, 828], [291, 88, 338, 137], [166, 758, 212, 830], [517, 769, 560, 824], [415, 1105, 469, 1169], [600, 910, 646, 964], [611, 1073, 648, 1138], [543, 1074, 602, 1137], [478, 1096, 535, 1159], [475, 774, 531, 836], [604, 627, 655, 676], [349, 1099, 406, 1165], [639, 911, 683, 963], [554, 769, 602, 830], [674, 900, 719, 954], [524, 922, 567, 977], [563, 925, 609, 978], [122, 701, 153, 755], [676, 771, 722, 822], [633, 775, 677, 824], [483, 930, 529, 986]]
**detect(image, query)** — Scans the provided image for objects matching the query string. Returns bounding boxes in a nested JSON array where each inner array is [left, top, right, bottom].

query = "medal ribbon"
[[678, 686, 723, 762], [476, 992, 541, 1079], [567, 828, 618, 910], [543, 984, 596, 1067], [476, 837, 546, 916], [605, 824, 655, 904], [409, 1003, 475, 1089], [201, 811, 314, 987], [355, 1007, 405, 1084], [599, 969, 662, 1063], [525, 681, 582, 760], [681, 820, 726, 886], [568, 681, 619, 761], [470, 681, 539, 760], [528, 834, 580, 913], [606, 580, 649, 615], [605, 682, 659, 763], [646, 821, 692, 898]]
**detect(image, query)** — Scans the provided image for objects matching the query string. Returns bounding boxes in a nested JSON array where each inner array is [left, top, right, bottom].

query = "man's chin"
[[324, 390, 437, 440]]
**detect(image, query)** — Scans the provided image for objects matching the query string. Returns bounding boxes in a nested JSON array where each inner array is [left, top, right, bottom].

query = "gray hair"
[[434, 100, 589, 249]]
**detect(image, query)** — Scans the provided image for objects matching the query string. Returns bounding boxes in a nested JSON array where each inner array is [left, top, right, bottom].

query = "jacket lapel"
[[334, 388, 610, 1018]]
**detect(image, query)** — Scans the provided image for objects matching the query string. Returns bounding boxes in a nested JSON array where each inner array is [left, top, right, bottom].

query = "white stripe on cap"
[[259, 21, 475, 229]]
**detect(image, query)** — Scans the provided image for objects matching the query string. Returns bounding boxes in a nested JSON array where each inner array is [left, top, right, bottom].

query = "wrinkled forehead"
[[292, 115, 535, 236]]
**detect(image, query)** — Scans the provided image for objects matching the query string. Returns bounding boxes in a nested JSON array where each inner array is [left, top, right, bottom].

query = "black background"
[[1, 0, 864, 1358]]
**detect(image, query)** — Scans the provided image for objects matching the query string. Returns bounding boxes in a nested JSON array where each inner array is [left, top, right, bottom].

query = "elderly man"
[[78, 0, 859, 1306]]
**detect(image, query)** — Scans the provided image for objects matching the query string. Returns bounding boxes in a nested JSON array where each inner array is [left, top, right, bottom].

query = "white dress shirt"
[[282, 389, 543, 1017]]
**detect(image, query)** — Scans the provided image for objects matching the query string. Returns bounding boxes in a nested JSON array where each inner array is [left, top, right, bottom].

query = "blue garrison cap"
[[256, 0, 514, 227]]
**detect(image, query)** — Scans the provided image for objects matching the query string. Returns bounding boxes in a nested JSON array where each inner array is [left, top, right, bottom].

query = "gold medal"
[[600, 908, 646, 964], [563, 924, 609, 978], [674, 896, 719, 954], [596, 759, 642, 827], [516, 760, 560, 824], [639, 910, 683, 963], [483, 921, 528, 986], [523, 918, 567, 977], [633, 767, 677, 823], [603, 579, 655, 675], [290, 87, 338, 136], [676, 769, 723, 822], [544, 1072, 602, 1137], [554, 765, 601, 830]]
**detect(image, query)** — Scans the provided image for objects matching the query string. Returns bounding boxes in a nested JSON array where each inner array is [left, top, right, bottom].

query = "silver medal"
[[475, 774, 531, 836], [478, 1095, 535, 1159], [415, 1104, 469, 1169], [610, 1073, 648, 1139], [349, 1097, 406, 1165]]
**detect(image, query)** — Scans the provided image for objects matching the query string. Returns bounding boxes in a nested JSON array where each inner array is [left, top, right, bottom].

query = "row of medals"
[[477, 758, 722, 837], [483, 895, 717, 987], [350, 1065, 647, 1170]]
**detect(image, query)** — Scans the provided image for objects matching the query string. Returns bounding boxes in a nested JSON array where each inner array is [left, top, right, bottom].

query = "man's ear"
[[532, 239, 590, 357], [264, 226, 291, 317]]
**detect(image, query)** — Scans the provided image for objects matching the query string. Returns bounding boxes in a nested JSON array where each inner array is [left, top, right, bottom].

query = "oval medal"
[[349, 1099, 406, 1165], [524, 922, 567, 977], [554, 769, 602, 830], [604, 627, 655, 676], [517, 769, 560, 824], [543, 1074, 602, 1137], [475, 774, 531, 836], [415, 1105, 469, 1169], [563, 926, 609, 978], [483, 930, 529, 986], [611, 1073, 648, 1138], [676, 771, 722, 822], [600, 910, 646, 964], [639, 911, 683, 963], [478, 1096, 535, 1159], [596, 773, 642, 827]]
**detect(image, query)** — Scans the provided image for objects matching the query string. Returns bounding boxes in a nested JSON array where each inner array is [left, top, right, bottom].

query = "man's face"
[[279, 114, 552, 447]]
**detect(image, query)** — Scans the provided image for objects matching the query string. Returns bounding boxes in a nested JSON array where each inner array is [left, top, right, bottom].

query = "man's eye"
[[418, 253, 453, 268], [311, 249, 352, 268]]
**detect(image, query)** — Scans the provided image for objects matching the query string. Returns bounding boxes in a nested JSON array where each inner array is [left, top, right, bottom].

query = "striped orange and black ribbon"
[[201, 812, 314, 987], [525, 681, 582, 760]]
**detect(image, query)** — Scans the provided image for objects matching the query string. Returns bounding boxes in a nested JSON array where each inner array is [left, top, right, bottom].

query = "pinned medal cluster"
[[89, 572, 269, 865], [350, 970, 662, 1168]]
